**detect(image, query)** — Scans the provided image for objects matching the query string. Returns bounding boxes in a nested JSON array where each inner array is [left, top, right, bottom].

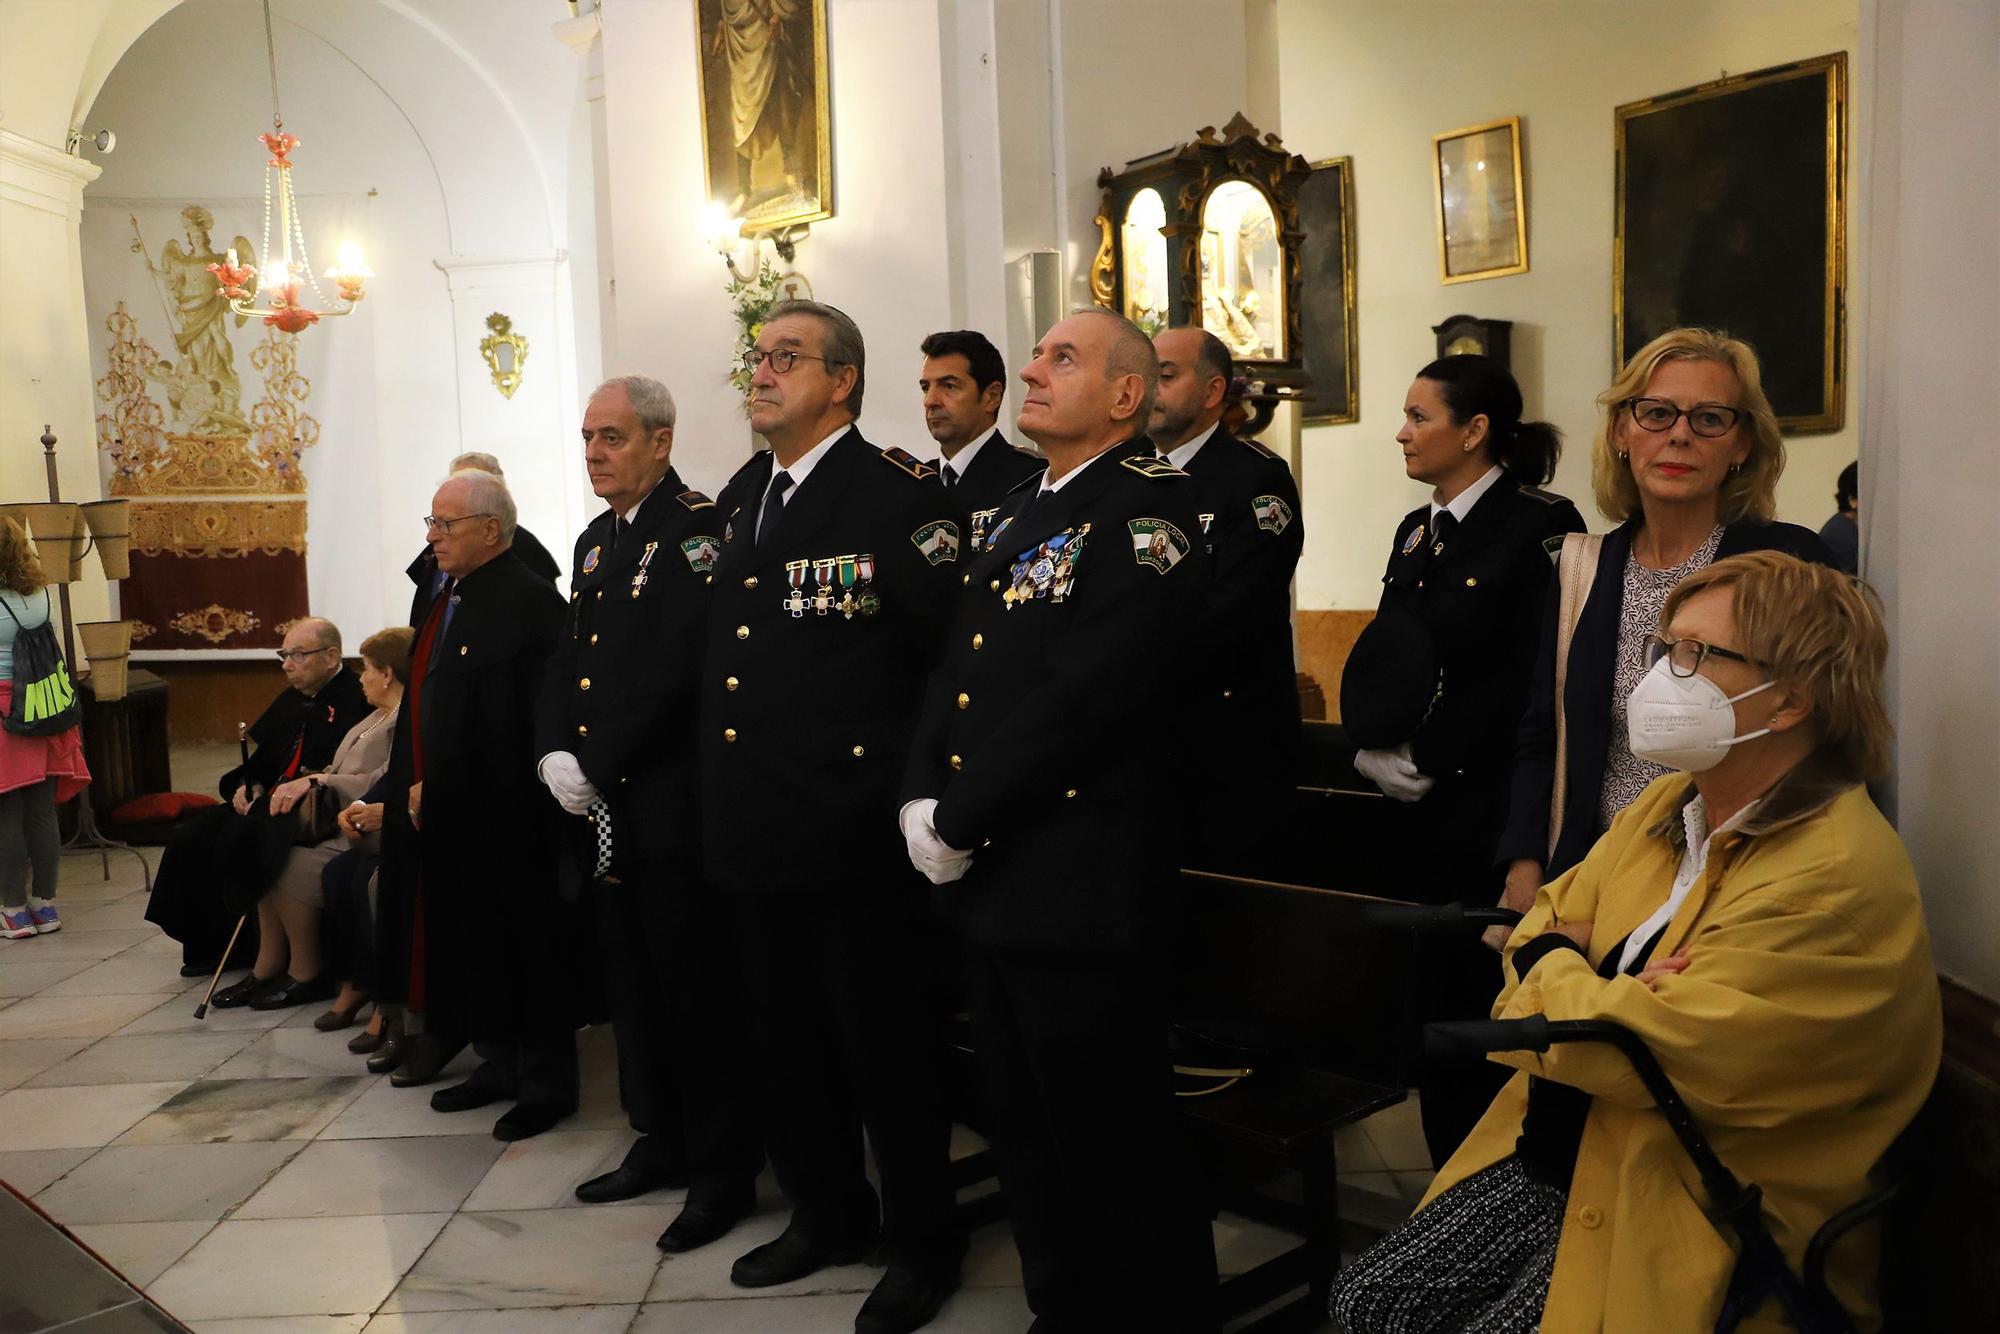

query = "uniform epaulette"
[[1234, 434, 1283, 461], [676, 489, 715, 511], [879, 446, 939, 480], [1121, 456, 1186, 481], [1008, 444, 1045, 461], [1517, 485, 1566, 506]]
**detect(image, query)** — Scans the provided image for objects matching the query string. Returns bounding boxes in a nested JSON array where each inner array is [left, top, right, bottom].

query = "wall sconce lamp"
[[479, 313, 528, 399], [703, 203, 809, 278]]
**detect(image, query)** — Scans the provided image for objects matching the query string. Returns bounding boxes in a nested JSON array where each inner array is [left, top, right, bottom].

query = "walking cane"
[[194, 722, 256, 1020]]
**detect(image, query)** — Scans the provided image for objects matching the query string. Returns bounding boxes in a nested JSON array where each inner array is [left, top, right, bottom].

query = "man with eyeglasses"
[[700, 299, 966, 1333], [144, 618, 369, 975], [404, 453, 558, 630]]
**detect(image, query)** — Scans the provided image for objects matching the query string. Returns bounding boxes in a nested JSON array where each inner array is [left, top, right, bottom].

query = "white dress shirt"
[[1160, 422, 1220, 472], [1430, 463, 1505, 527], [942, 425, 1003, 482], [1617, 795, 1759, 973]]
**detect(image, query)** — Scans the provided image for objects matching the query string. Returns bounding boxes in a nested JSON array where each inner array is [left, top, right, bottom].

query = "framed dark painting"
[[1615, 52, 1846, 432], [695, 0, 833, 233], [1298, 156, 1358, 425]]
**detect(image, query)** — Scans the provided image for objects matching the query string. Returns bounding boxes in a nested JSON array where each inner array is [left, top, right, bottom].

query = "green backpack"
[[0, 590, 81, 736]]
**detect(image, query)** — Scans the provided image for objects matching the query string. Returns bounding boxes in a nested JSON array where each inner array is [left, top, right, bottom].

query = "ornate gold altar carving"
[[128, 621, 160, 644], [131, 501, 307, 558], [166, 604, 263, 645]]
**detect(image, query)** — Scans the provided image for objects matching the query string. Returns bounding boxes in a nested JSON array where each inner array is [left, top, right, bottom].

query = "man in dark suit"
[[536, 374, 761, 1251], [404, 452, 559, 628], [919, 330, 1043, 555], [1150, 326, 1305, 876], [387, 468, 575, 1141], [702, 300, 964, 1334], [902, 308, 1220, 1332]]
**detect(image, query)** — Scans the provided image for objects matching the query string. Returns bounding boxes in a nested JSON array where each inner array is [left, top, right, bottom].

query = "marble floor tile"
[[1338, 1175, 1415, 1232], [0, 1036, 92, 1090], [457, 1129, 649, 1212], [147, 1212, 450, 1319], [631, 1288, 1034, 1333], [317, 1073, 510, 1142], [4, 992, 180, 1040], [1361, 1097, 1431, 1172], [235, 1136, 506, 1219], [642, 1204, 880, 1303], [50, 868, 151, 901], [0, 1145, 95, 1195], [211, 1025, 386, 1080], [363, 1306, 640, 1333], [116, 1076, 373, 1145], [35, 1141, 303, 1223], [44, 951, 208, 997], [68, 1219, 217, 1286], [1392, 1169, 1437, 1206], [0, 957, 95, 996], [0, 926, 155, 962], [959, 1223, 1023, 1289], [1214, 1210, 1304, 1279], [195, 1318, 371, 1334], [1334, 1122, 1387, 1174], [113, 984, 297, 1036], [25, 1032, 258, 1088], [382, 1206, 674, 1312], [58, 893, 157, 930], [0, 1080, 189, 1150]]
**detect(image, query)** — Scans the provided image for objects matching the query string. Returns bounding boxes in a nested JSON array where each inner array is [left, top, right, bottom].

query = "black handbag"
[[0, 590, 82, 736]]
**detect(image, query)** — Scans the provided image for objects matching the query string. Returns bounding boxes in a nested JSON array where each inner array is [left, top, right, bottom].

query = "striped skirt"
[[1329, 1156, 1567, 1334]]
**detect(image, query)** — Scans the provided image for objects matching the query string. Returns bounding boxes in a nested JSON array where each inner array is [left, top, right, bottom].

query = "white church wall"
[[1276, 0, 1861, 612]]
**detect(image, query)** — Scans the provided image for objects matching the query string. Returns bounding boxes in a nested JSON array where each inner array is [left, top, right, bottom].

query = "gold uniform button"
[[1065, 788, 1077, 799], [596, 590, 604, 600], [723, 727, 738, 742], [744, 576, 758, 589], [971, 633, 983, 649], [989, 579, 1001, 591], [705, 575, 713, 586], [459, 645, 468, 656], [852, 745, 866, 757], [961, 574, 970, 586], [1221, 689, 1233, 699], [725, 676, 739, 691], [579, 677, 591, 690], [949, 754, 963, 771], [736, 625, 750, 640], [1466, 577, 1479, 587], [577, 724, 589, 737], [957, 693, 970, 709], [589, 633, 599, 645]]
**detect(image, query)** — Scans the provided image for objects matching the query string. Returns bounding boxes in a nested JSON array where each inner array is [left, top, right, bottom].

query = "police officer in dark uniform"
[[536, 375, 761, 1251], [700, 300, 965, 1334], [1340, 355, 1585, 1166], [1151, 326, 1304, 876], [902, 308, 1220, 1333], [918, 329, 1044, 555]]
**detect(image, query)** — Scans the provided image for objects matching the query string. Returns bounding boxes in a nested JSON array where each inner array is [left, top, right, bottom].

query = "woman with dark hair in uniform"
[[1341, 355, 1585, 1165]]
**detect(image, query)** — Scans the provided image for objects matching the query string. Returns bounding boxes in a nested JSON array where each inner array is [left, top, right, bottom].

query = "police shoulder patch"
[[880, 446, 940, 480], [1128, 518, 1190, 572], [1122, 455, 1186, 481], [1252, 494, 1294, 536], [681, 534, 722, 573], [1542, 532, 1570, 560], [911, 518, 961, 565], [676, 489, 715, 511], [1517, 485, 1566, 506]]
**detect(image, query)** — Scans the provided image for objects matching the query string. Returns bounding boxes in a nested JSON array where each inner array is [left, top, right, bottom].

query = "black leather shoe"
[[656, 1187, 755, 1253], [431, 1075, 516, 1114], [575, 1162, 684, 1204], [179, 959, 219, 978], [249, 974, 339, 1010], [316, 996, 370, 1031], [364, 1034, 404, 1073], [493, 1101, 573, 1141], [856, 1264, 961, 1334], [389, 1036, 462, 1088], [209, 974, 280, 1009], [730, 1220, 879, 1288]]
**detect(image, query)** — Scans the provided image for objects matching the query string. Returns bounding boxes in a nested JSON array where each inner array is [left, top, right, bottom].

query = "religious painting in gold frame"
[[1299, 156, 1358, 425], [694, 0, 833, 234], [1431, 116, 1528, 284], [1615, 53, 1846, 432]]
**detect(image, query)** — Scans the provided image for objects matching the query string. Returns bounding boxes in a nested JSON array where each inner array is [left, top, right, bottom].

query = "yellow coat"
[[1424, 770, 1940, 1333]]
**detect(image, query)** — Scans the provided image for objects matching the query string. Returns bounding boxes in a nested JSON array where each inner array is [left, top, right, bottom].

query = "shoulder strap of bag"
[[1549, 532, 1605, 862]]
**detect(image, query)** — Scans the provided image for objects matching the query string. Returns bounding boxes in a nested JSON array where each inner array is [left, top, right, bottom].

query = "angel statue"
[[147, 205, 255, 434]]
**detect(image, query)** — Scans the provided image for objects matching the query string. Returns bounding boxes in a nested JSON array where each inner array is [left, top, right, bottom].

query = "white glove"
[[900, 797, 973, 885], [1354, 743, 1434, 803], [538, 751, 600, 816]]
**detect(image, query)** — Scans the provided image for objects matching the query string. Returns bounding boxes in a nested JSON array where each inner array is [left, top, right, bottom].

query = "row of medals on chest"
[[783, 554, 879, 619]]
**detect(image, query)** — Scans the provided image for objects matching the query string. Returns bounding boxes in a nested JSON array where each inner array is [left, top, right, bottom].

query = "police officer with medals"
[[902, 308, 1220, 1333], [918, 329, 1044, 555], [700, 301, 964, 1334], [1340, 355, 1585, 1166], [1150, 326, 1304, 877], [535, 375, 761, 1252]]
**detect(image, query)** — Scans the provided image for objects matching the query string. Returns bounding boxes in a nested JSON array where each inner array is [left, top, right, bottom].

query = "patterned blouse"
[[1598, 525, 1726, 834]]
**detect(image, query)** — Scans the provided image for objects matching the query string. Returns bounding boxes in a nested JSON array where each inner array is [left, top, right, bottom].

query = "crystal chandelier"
[[208, 0, 371, 333]]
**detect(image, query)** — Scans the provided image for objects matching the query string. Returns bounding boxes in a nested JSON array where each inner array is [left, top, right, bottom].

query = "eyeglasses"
[[275, 646, 336, 663], [422, 512, 492, 534], [741, 348, 841, 375], [1645, 635, 1761, 678], [1623, 397, 1743, 439]]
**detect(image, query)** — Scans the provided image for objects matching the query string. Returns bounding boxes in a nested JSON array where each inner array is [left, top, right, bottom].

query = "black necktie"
[[757, 470, 794, 545], [608, 515, 623, 551], [1429, 511, 1459, 562], [941, 461, 958, 488]]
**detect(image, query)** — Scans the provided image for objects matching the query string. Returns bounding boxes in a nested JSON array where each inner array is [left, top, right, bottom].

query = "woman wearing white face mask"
[[1330, 552, 1940, 1334]]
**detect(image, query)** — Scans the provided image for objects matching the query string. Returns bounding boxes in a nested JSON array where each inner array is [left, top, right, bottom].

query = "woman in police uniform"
[[1340, 355, 1584, 1165]]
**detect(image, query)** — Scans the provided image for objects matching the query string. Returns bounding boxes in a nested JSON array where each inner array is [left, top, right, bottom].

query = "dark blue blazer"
[[1497, 517, 1831, 877]]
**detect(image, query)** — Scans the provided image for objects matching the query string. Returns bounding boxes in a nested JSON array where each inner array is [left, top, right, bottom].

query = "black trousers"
[[963, 942, 1218, 1332], [733, 885, 962, 1271], [320, 848, 379, 993], [144, 805, 258, 969], [593, 862, 761, 1202]]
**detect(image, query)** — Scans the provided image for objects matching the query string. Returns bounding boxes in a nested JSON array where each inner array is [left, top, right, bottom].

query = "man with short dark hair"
[[1819, 460, 1859, 575], [1152, 325, 1305, 875], [902, 307, 1220, 1331], [702, 300, 965, 1333], [918, 330, 1043, 552]]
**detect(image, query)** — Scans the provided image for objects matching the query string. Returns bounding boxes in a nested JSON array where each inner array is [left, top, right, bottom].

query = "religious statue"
[[147, 205, 255, 434], [712, 0, 812, 212]]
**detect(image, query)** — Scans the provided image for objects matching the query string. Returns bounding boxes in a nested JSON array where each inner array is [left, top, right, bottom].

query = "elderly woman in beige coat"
[[207, 627, 411, 1012]]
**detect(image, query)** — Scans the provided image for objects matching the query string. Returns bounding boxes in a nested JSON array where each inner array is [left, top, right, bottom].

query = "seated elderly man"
[[1331, 552, 1940, 1334], [145, 617, 372, 975]]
